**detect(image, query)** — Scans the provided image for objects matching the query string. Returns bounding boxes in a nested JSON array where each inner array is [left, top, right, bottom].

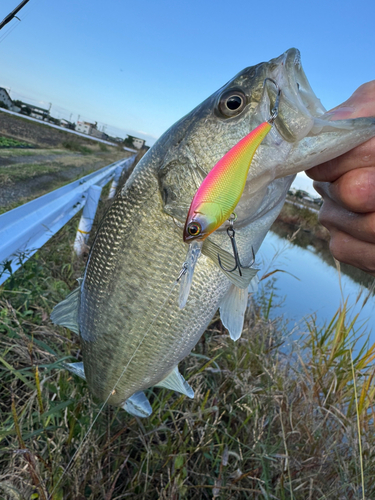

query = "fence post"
[[108, 165, 123, 199], [73, 185, 102, 256]]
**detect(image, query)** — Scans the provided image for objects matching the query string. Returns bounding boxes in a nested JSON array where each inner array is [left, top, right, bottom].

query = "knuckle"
[[329, 234, 350, 263]]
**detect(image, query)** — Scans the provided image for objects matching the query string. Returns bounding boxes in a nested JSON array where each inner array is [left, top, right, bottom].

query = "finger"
[[313, 167, 375, 213], [306, 80, 375, 182], [318, 196, 375, 245], [327, 229, 375, 276], [327, 80, 375, 120], [306, 137, 375, 182]]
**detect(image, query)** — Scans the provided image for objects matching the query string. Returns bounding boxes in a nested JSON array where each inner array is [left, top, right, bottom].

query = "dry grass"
[[1, 197, 375, 499]]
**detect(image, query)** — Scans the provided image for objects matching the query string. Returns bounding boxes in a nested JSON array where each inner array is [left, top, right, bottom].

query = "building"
[[60, 119, 76, 130], [0, 88, 21, 112], [28, 104, 50, 121], [76, 120, 107, 140], [76, 121, 95, 134], [14, 100, 51, 120], [124, 135, 146, 150]]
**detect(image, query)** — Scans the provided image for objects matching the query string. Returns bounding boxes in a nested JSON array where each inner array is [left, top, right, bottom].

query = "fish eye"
[[187, 222, 201, 237], [218, 89, 247, 117]]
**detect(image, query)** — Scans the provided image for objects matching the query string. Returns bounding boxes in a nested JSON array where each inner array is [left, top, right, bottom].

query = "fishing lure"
[[179, 78, 281, 308], [184, 78, 281, 245]]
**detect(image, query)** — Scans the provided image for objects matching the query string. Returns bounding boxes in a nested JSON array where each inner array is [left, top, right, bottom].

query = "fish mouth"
[[281, 48, 326, 118], [263, 48, 328, 141]]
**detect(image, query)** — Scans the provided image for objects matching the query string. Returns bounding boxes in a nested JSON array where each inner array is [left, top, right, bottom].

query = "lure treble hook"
[[263, 77, 281, 124], [218, 214, 255, 277]]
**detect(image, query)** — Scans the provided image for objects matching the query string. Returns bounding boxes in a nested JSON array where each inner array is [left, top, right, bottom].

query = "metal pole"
[[108, 165, 123, 199], [0, 0, 30, 31], [73, 185, 102, 256]]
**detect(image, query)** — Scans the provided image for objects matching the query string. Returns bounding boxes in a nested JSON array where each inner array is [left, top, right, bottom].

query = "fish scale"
[[80, 176, 230, 406]]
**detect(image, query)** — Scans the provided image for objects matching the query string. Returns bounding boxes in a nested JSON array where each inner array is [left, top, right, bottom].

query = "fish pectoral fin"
[[202, 239, 259, 289], [50, 279, 82, 334], [63, 362, 86, 380], [220, 285, 248, 341], [155, 366, 194, 399], [122, 391, 152, 418]]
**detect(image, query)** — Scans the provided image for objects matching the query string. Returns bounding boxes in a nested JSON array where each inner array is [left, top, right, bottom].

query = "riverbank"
[[1, 189, 375, 499], [0, 113, 131, 212], [275, 196, 330, 241]]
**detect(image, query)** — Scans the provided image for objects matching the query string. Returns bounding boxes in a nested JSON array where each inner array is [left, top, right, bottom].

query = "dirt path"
[[0, 112, 137, 212], [0, 147, 130, 210]]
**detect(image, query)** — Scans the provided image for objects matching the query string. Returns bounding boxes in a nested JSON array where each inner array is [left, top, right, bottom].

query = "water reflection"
[[271, 220, 375, 289], [257, 221, 375, 343]]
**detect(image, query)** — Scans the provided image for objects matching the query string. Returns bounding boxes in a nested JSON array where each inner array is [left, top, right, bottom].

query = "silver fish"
[[52, 48, 375, 417]]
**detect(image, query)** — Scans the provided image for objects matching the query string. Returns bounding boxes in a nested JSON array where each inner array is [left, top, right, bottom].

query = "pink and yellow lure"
[[183, 120, 272, 243], [179, 79, 280, 309]]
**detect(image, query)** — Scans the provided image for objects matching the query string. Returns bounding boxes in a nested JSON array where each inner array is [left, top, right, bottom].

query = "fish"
[[51, 48, 375, 417]]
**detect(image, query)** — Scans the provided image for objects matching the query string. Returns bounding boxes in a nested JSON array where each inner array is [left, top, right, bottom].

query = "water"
[[257, 224, 375, 346]]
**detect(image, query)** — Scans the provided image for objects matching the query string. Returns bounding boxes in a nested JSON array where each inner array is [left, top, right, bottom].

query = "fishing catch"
[[52, 48, 375, 417]]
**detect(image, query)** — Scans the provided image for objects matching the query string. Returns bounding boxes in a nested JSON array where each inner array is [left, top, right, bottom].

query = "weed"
[[1, 199, 375, 499], [62, 140, 91, 154]]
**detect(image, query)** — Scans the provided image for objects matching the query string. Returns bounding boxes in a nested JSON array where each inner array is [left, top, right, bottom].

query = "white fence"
[[0, 155, 136, 285]]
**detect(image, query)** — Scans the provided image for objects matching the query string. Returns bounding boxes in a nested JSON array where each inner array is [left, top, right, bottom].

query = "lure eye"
[[218, 89, 247, 117], [187, 222, 201, 237]]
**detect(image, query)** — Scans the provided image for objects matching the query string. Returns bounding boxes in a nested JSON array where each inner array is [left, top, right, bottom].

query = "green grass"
[[1, 199, 375, 499], [0, 137, 34, 148], [62, 140, 92, 154]]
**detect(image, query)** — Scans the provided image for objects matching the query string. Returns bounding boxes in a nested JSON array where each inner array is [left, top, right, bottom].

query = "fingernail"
[[324, 106, 355, 120]]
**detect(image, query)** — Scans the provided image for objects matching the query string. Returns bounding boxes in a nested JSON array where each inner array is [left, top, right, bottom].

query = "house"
[[76, 121, 107, 140], [76, 121, 96, 135], [15, 101, 51, 120], [0, 88, 21, 112], [29, 104, 50, 121], [124, 134, 146, 150]]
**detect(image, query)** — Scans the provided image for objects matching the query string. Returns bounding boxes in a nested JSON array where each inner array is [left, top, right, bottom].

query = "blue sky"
[[0, 0, 374, 192]]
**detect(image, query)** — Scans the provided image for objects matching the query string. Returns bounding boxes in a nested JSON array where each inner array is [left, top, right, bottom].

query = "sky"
[[0, 0, 374, 194]]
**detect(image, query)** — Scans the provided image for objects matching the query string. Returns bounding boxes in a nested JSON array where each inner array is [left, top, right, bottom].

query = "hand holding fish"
[[306, 81, 375, 276]]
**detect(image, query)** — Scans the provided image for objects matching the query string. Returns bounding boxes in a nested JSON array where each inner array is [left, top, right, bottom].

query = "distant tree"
[[20, 105, 32, 116], [295, 190, 304, 199], [123, 136, 134, 148]]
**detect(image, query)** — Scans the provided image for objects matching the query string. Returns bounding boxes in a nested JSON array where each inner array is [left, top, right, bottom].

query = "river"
[[256, 221, 375, 349]]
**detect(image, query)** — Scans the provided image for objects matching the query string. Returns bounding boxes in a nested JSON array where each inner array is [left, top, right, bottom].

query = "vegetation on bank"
[[276, 199, 330, 241], [1, 191, 375, 499], [0, 137, 34, 149]]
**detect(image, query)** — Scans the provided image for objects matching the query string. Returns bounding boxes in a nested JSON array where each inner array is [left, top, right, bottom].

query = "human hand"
[[306, 81, 375, 276]]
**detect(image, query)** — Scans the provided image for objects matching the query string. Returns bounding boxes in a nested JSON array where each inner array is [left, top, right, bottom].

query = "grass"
[[0, 137, 34, 149], [62, 140, 92, 155], [0, 164, 63, 184], [277, 201, 330, 241], [1, 197, 375, 499]]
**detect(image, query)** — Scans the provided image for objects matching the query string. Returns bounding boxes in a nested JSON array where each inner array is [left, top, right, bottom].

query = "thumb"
[[325, 80, 375, 120]]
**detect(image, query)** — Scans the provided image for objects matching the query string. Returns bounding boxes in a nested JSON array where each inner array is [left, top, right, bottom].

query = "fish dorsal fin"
[[156, 365, 194, 399], [202, 238, 258, 289], [219, 284, 248, 341], [122, 391, 152, 418], [63, 361, 86, 380], [50, 281, 82, 334]]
